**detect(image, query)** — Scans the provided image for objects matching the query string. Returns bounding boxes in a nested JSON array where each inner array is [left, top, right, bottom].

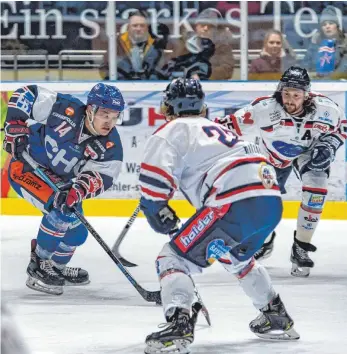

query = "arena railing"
[[1, 49, 307, 81]]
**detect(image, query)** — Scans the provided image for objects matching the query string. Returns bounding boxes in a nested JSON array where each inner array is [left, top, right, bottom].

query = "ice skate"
[[26, 240, 65, 295], [249, 294, 300, 341], [52, 261, 90, 286], [144, 302, 202, 354], [254, 231, 276, 261], [290, 232, 316, 277]]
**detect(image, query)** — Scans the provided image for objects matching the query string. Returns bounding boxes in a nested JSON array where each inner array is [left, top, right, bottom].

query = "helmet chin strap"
[[86, 105, 99, 136]]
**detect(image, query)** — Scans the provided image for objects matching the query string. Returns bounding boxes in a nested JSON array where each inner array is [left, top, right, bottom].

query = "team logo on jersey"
[[65, 107, 75, 116], [258, 162, 276, 189], [313, 123, 329, 133], [206, 239, 231, 265], [106, 141, 115, 149]]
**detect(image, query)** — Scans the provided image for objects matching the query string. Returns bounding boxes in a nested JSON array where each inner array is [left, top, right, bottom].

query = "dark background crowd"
[[1, 1, 347, 80]]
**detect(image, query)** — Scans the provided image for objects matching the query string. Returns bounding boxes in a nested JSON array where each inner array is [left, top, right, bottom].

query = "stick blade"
[[111, 247, 138, 267], [118, 256, 138, 268]]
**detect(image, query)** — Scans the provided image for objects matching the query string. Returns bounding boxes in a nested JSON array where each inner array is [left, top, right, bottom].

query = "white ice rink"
[[1, 216, 347, 354]]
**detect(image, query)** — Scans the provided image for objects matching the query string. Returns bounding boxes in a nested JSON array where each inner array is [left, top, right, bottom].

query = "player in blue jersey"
[[3, 83, 125, 295]]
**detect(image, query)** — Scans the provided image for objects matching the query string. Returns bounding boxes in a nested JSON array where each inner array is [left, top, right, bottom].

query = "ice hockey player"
[[215, 66, 346, 277], [3, 83, 124, 295], [139, 78, 299, 354]]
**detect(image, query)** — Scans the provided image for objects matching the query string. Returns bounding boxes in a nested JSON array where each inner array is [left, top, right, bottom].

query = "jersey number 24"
[[202, 126, 238, 147]]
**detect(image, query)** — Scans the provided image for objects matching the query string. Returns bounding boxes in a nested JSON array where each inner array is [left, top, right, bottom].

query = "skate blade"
[[255, 326, 300, 341], [26, 276, 63, 296], [291, 263, 310, 277], [144, 338, 192, 354], [64, 279, 91, 286]]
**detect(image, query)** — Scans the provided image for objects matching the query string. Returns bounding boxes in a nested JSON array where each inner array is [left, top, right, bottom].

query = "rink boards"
[[1, 81, 346, 219], [1, 198, 346, 219]]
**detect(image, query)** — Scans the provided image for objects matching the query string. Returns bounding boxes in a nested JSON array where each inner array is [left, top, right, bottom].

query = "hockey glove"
[[307, 142, 335, 172], [53, 171, 104, 214], [53, 183, 86, 215], [140, 197, 180, 235], [3, 120, 30, 160], [214, 115, 235, 131]]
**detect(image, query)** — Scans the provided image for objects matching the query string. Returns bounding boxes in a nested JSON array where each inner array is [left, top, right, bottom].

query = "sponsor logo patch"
[[65, 107, 75, 116], [174, 209, 216, 252], [106, 141, 115, 149], [304, 215, 318, 222], [52, 112, 76, 128], [313, 123, 329, 133], [84, 145, 98, 160], [308, 195, 325, 208], [206, 239, 231, 265], [269, 110, 281, 122]]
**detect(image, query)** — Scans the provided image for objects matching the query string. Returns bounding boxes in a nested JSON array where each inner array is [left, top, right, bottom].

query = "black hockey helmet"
[[277, 66, 311, 93], [161, 78, 205, 117]]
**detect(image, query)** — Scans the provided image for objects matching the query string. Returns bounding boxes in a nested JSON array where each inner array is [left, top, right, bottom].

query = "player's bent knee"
[[62, 223, 88, 246], [222, 255, 255, 277]]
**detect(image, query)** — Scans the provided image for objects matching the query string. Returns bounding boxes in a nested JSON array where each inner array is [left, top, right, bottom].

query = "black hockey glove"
[[307, 142, 335, 172], [140, 197, 180, 235], [3, 120, 30, 161]]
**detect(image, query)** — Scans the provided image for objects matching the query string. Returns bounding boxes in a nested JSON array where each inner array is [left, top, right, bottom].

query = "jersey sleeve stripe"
[[139, 173, 173, 192], [140, 186, 170, 200], [141, 163, 177, 189]]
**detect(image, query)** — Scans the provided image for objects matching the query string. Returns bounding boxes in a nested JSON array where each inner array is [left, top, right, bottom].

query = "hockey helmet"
[[161, 78, 205, 117], [87, 83, 125, 112], [277, 66, 311, 93], [86, 83, 125, 132]]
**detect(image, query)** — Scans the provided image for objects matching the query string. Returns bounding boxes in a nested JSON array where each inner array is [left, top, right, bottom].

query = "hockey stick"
[[110, 205, 140, 267], [21, 152, 162, 305]]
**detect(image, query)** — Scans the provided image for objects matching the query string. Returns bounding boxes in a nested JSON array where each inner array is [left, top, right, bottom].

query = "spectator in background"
[[303, 5, 347, 79], [99, 10, 169, 80], [249, 29, 297, 80], [161, 8, 234, 80]]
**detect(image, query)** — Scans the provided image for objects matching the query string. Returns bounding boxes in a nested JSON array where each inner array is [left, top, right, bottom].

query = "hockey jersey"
[[139, 117, 280, 210], [228, 94, 346, 169], [6, 85, 123, 195]]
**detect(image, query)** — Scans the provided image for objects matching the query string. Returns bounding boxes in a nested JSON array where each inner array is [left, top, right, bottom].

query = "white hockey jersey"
[[139, 117, 281, 210], [229, 93, 346, 169]]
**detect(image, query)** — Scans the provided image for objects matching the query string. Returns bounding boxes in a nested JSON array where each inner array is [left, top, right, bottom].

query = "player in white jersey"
[[215, 67, 347, 277], [139, 78, 299, 354]]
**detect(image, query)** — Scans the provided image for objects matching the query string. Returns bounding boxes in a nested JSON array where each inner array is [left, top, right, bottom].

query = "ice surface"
[[1, 216, 347, 354]]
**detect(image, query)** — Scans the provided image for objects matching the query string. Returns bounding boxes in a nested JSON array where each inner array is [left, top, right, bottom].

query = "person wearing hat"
[[302, 5, 347, 79], [165, 8, 234, 80]]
